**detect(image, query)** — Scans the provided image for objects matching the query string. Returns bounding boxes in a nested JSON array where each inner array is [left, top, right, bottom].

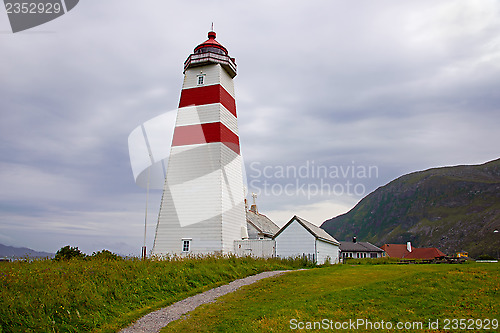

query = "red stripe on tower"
[[178, 84, 237, 117], [172, 122, 240, 155]]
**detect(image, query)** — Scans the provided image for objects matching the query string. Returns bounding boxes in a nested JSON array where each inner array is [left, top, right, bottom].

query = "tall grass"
[[0, 255, 313, 333]]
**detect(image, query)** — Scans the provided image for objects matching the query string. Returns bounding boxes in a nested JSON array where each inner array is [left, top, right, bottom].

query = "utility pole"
[[494, 230, 499, 259], [142, 156, 151, 260]]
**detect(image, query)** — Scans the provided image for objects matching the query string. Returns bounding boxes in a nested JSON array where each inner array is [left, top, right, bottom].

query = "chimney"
[[407, 241, 412, 252], [250, 192, 258, 213], [353, 236, 357, 243]]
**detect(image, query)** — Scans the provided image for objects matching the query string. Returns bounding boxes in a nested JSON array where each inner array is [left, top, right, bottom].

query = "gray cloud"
[[1, 0, 499, 254]]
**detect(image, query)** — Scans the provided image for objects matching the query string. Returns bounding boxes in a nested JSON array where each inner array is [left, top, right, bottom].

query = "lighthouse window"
[[182, 240, 191, 252], [197, 75, 205, 85]]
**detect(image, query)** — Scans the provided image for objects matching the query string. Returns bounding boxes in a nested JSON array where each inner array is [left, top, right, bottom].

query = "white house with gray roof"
[[234, 204, 280, 258], [340, 237, 385, 259], [246, 206, 280, 239], [273, 216, 341, 264]]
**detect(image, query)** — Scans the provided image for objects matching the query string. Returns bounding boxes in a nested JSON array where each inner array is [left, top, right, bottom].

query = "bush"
[[477, 254, 496, 260], [343, 257, 400, 265], [54, 245, 86, 261], [91, 250, 122, 261]]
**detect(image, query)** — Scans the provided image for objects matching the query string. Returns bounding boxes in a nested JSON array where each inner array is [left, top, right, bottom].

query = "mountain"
[[0, 244, 54, 259], [321, 158, 500, 258]]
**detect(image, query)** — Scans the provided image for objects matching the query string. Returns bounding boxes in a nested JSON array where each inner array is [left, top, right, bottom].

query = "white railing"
[[184, 53, 237, 76]]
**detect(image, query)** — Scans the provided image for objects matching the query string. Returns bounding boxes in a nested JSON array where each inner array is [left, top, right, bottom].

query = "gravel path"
[[119, 270, 293, 333]]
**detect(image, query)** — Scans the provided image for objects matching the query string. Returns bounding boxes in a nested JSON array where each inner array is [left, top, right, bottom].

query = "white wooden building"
[[274, 216, 340, 264], [233, 205, 279, 257], [340, 237, 385, 259], [246, 205, 280, 240], [234, 239, 275, 258]]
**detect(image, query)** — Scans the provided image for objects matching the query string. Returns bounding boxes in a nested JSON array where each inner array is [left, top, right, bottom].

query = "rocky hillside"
[[321, 158, 500, 258]]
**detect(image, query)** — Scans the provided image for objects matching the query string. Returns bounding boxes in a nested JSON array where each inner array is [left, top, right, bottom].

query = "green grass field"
[[162, 263, 499, 333], [0, 255, 313, 333]]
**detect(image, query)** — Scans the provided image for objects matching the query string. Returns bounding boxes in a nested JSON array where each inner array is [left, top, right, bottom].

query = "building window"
[[182, 240, 190, 252], [197, 75, 205, 85], [371, 253, 377, 258]]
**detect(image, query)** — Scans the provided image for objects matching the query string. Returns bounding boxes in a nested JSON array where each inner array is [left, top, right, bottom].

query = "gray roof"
[[340, 241, 384, 252], [246, 210, 280, 237], [274, 215, 340, 245]]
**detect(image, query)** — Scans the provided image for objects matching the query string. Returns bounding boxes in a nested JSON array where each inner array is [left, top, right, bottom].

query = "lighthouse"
[[151, 30, 247, 256]]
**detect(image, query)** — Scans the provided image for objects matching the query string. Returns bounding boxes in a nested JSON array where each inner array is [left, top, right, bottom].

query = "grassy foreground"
[[162, 263, 499, 333], [0, 255, 313, 333]]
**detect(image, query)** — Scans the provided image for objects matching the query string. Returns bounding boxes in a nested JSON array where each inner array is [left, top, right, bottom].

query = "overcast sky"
[[1, 0, 499, 255]]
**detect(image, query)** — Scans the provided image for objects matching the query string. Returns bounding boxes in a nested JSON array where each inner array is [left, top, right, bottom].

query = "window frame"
[[197, 74, 205, 85], [182, 239, 191, 253]]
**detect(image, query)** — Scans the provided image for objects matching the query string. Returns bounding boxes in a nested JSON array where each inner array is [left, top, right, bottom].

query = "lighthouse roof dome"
[[194, 31, 228, 55]]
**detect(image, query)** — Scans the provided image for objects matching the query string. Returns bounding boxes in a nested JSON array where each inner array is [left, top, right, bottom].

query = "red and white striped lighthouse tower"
[[151, 30, 247, 256]]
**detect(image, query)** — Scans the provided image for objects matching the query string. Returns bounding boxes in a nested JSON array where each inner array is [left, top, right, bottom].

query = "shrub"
[[343, 257, 400, 265], [91, 250, 122, 261], [54, 245, 86, 261], [477, 254, 496, 260]]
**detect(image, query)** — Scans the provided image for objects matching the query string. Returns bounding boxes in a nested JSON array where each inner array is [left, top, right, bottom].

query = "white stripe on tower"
[[175, 104, 239, 135]]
